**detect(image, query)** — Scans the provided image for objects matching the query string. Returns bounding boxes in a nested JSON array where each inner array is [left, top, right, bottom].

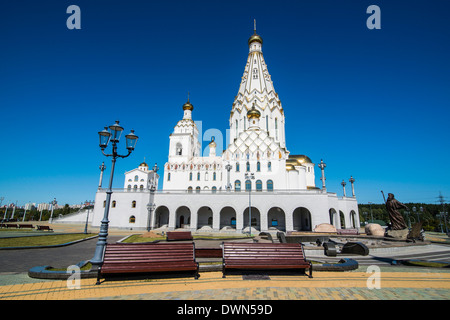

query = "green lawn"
[[0, 233, 96, 248]]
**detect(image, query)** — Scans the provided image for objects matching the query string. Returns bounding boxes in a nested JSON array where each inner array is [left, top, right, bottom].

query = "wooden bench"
[[96, 242, 199, 285], [222, 242, 312, 278], [337, 228, 359, 235], [5, 224, 18, 229], [36, 225, 53, 231], [18, 224, 34, 229], [166, 231, 193, 241]]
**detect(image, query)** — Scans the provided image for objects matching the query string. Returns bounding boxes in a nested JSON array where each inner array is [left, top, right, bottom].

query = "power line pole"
[[438, 192, 448, 234]]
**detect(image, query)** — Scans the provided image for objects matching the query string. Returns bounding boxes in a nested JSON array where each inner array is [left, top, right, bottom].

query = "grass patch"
[[0, 233, 96, 248], [122, 233, 252, 243]]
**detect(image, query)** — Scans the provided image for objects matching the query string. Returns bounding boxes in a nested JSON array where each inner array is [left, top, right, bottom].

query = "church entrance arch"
[[350, 210, 357, 228], [329, 208, 337, 226], [293, 207, 312, 231], [339, 210, 346, 229], [197, 206, 213, 229], [176, 206, 191, 229], [219, 206, 237, 230], [243, 207, 260, 232], [154, 206, 169, 228], [267, 207, 286, 231]]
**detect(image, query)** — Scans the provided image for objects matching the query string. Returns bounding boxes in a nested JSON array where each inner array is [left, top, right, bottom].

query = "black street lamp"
[[91, 121, 138, 269]]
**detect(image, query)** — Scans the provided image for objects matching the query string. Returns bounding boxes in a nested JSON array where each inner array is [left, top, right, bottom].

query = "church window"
[[275, 118, 278, 140], [129, 216, 135, 223], [256, 180, 262, 191], [196, 186, 201, 193], [213, 172, 216, 181], [132, 201, 136, 208], [197, 172, 200, 180], [127, 185, 131, 190], [176, 143, 182, 155], [235, 120, 238, 138], [212, 186, 217, 193], [257, 161, 261, 172], [235, 180, 241, 191], [236, 163, 240, 172], [112, 201, 116, 208], [134, 175, 138, 182], [266, 115, 269, 131], [246, 162, 250, 172], [167, 173, 171, 181], [231, 217, 236, 226], [140, 185, 144, 190], [245, 179, 252, 191], [188, 186, 193, 193], [271, 219, 278, 227], [205, 172, 208, 181], [268, 162, 272, 171], [267, 180, 274, 191], [134, 185, 137, 190]]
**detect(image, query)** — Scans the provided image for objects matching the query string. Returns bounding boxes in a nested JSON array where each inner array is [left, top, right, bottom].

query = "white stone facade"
[[90, 28, 359, 233]]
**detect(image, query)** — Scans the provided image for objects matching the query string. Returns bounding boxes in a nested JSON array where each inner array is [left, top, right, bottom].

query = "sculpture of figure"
[[385, 193, 409, 230]]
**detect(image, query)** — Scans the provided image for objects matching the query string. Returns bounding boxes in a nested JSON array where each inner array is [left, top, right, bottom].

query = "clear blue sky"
[[0, 0, 449, 207]]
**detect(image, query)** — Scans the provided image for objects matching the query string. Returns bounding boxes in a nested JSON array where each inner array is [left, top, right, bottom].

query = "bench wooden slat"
[[97, 242, 199, 284], [222, 242, 312, 278]]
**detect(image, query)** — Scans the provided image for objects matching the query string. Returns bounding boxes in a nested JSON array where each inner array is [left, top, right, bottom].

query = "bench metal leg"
[[309, 266, 313, 279], [96, 269, 102, 285]]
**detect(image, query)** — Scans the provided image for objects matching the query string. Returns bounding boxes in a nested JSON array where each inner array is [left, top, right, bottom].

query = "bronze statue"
[[385, 193, 408, 230]]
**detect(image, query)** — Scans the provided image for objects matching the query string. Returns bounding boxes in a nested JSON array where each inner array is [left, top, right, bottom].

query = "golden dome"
[[183, 100, 194, 111], [248, 32, 263, 46], [209, 137, 216, 148], [139, 161, 148, 168], [287, 155, 313, 166], [247, 106, 261, 119]]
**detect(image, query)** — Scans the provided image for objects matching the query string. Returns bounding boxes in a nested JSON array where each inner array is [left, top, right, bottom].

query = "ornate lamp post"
[[91, 121, 138, 268], [318, 159, 326, 193], [225, 163, 232, 191], [84, 200, 94, 234], [341, 180, 347, 197], [245, 172, 255, 235], [147, 163, 159, 232]]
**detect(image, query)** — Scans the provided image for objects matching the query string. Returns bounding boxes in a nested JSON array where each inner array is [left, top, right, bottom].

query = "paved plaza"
[[0, 223, 449, 301]]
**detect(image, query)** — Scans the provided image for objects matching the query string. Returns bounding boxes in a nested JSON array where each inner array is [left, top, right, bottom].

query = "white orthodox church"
[[85, 27, 359, 233]]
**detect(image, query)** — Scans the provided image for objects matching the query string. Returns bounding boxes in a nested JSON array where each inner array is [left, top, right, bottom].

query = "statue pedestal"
[[385, 228, 409, 240]]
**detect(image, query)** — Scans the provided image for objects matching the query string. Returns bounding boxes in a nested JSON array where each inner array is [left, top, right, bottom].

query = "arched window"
[[212, 186, 217, 193], [246, 162, 250, 172], [256, 180, 262, 191], [176, 143, 182, 155], [127, 185, 131, 190], [213, 172, 216, 181], [235, 180, 241, 191], [267, 180, 274, 191], [197, 172, 200, 180], [188, 186, 193, 193], [236, 162, 240, 172], [129, 216, 136, 223], [195, 186, 201, 193], [268, 162, 272, 171], [167, 173, 171, 181], [131, 201, 136, 208], [140, 185, 144, 190], [275, 118, 278, 140], [133, 185, 137, 190], [189, 172, 193, 181], [134, 175, 138, 182], [257, 161, 261, 172], [245, 180, 251, 191], [235, 119, 238, 138], [112, 200, 116, 208]]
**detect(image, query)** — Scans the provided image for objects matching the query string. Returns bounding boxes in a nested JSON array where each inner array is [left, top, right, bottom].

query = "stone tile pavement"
[[1, 270, 449, 300]]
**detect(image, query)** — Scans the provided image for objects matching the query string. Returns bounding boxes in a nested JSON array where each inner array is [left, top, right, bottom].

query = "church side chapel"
[[90, 24, 359, 233]]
